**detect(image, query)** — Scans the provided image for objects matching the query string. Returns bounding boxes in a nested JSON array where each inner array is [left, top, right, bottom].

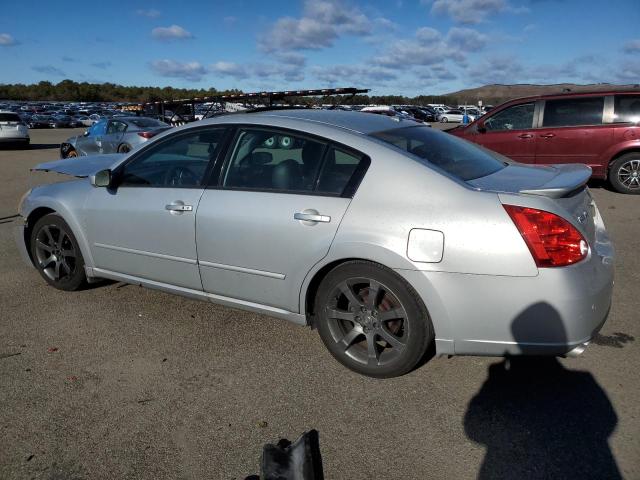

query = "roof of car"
[[501, 89, 640, 106], [214, 109, 413, 134]]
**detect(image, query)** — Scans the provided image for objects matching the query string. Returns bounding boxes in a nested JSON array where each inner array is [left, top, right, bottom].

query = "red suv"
[[451, 90, 640, 194]]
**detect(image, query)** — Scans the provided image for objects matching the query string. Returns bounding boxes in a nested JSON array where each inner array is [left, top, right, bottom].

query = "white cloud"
[[258, 0, 373, 52], [623, 39, 640, 54], [0, 33, 17, 46], [211, 61, 248, 80], [427, 0, 514, 24], [136, 9, 160, 18], [149, 59, 206, 81], [151, 25, 193, 41]]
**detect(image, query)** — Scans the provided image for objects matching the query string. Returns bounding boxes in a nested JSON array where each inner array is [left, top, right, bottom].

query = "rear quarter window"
[[371, 126, 505, 181], [613, 95, 640, 124]]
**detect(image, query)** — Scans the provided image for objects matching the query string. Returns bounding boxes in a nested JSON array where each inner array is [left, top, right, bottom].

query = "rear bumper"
[[400, 242, 614, 357]]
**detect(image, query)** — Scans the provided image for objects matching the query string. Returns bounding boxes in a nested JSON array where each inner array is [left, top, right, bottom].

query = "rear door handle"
[[294, 212, 331, 223], [540, 133, 556, 138], [518, 133, 533, 139], [165, 201, 193, 213]]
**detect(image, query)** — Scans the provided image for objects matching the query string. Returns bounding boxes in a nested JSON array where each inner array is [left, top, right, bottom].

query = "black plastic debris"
[[252, 429, 324, 480]]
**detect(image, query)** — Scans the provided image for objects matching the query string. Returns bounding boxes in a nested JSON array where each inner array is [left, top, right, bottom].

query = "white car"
[[437, 109, 476, 123], [0, 111, 29, 148]]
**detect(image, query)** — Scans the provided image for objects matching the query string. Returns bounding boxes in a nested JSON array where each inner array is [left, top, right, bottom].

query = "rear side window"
[[613, 95, 640, 123], [543, 97, 604, 127], [484, 103, 534, 131], [316, 146, 365, 195], [371, 126, 505, 181]]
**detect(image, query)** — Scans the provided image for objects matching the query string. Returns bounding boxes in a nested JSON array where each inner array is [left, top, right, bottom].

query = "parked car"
[[437, 109, 476, 123], [360, 106, 422, 124], [451, 90, 640, 194], [0, 111, 29, 147], [60, 116, 171, 158], [399, 106, 437, 123], [49, 115, 74, 128], [28, 115, 52, 129], [17, 110, 614, 378], [73, 115, 94, 127]]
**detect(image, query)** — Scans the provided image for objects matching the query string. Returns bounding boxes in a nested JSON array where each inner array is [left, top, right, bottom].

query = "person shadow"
[[464, 302, 622, 479]]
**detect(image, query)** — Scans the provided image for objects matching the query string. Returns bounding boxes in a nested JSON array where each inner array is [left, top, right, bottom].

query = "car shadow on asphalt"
[[463, 302, 622, 479]]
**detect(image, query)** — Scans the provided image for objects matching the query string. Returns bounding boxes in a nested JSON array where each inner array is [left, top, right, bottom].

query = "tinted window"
[[317, 146, 365, 195], [613, 95, 640, 123], [223, 128, 326, 192], [0, 113, 20, 122], [119, 128, 225, 187], [371, 126, 505, 181], [129, 118, 168, 128], [484, 103, 534, 131], [543, 97, 604, 127]]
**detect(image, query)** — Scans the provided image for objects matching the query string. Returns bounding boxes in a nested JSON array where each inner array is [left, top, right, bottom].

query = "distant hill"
[[444, 83, 640, 106]]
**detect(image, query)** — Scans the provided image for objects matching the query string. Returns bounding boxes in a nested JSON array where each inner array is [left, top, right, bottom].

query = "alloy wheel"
[[325, 277, 408, 367], [34, 224, 78, 282], [617, 159, 640, 190]]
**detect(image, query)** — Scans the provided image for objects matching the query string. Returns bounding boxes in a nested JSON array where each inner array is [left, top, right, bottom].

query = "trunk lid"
[[470, 162, 597, 248], [32, 154, 123, 178]]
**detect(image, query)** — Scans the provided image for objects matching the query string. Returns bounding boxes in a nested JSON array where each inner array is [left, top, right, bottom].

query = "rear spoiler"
[[519, 164, 592, 199]]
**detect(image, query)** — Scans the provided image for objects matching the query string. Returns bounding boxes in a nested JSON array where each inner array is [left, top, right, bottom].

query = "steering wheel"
[[164, 165, 199, 187]]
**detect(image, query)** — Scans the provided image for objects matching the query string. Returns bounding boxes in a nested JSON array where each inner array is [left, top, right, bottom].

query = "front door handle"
[[294, 212, 331, 223], [540, 133, 556, 138], [165, 201, 193, 214], [518, 133, 533, 139]]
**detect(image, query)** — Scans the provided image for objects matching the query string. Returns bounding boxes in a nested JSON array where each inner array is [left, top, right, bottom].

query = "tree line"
[[0, 79, 466, 106]]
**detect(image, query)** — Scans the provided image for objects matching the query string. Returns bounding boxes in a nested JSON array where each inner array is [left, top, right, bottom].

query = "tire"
[[64, 149, 78, 158], [117, 143, 131, 154], [609, 153, 640, 194], [440, 117, 448, 123], [314, 260, 434, 378], [30, 214, 86, 291]]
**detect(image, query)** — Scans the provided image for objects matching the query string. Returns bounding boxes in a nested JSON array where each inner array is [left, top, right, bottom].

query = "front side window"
[[119, 128, 225, 187], [89, 120, 107, 136], [613, 95, 640, 124], [107, 121, 127, 135], [371, 126, 505, 181], [484, 103, 534, 131], [223, 128, 327, 192], [542, 97, 604, 127]]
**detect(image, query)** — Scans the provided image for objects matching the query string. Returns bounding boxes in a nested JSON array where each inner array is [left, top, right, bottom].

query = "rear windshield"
[[370, 126, 505, 181], [129, 118, 167, 128], [0, 113, 20, 122]]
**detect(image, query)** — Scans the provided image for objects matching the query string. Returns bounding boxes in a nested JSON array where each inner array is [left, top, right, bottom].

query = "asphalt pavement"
[[0, 128, 638, 479]]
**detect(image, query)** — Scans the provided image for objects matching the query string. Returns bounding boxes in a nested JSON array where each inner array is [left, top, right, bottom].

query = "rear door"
[[196, 126, 369, 312], [102, 119, 128, 153], [535, 96, 612, 175], [77, 120, 107, 155], [471, 102, 537, 163]]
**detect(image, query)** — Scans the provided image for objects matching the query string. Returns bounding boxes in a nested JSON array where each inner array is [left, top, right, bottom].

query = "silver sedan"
[[60, 116, 171, 158], [15, 110, 614, 377]]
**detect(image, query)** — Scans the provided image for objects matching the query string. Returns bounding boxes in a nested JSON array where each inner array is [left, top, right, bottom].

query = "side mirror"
[[90, 169, 112, 188]]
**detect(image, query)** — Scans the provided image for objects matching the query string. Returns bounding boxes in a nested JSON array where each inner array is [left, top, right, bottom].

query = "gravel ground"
[[0, 127, 638, 479]]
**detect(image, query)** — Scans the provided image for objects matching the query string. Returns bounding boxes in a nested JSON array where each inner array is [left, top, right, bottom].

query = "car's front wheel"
[[30, 214, 86, 291], [609, 153, 640, 194], [440, 117, 448, 123], [315, 260, 434, 378]]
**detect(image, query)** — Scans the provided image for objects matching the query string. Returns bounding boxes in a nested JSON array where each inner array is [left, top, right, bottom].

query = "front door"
[[84, 127, 227, 290], [196, 127, 368, 312], [474, 102, 537, 163], [77, 119, 107, 156]]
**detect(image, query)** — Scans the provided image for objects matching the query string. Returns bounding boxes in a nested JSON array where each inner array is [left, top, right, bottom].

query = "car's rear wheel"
[[117, 143, 131, 154], [314, 260, 434, 378], [30, 214, 86, 291], [440, 117, 448, 123], [609, 153, 640, 194]]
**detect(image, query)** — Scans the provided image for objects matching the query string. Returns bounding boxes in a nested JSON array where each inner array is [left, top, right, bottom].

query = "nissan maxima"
[[15, 110, 614, 377]]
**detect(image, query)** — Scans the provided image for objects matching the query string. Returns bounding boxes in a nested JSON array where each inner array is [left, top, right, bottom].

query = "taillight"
[[503, 204, 588, 267], [137, 131, 157, 139]]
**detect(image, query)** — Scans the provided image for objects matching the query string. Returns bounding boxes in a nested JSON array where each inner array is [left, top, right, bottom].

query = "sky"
[[0, 0, 639, 96]]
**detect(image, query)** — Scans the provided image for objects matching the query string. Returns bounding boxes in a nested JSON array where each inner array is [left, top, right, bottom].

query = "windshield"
[[370, 126, 506, 181]]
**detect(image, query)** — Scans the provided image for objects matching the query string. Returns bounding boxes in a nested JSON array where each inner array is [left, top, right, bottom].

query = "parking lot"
[[0, 128, 638, 479]]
